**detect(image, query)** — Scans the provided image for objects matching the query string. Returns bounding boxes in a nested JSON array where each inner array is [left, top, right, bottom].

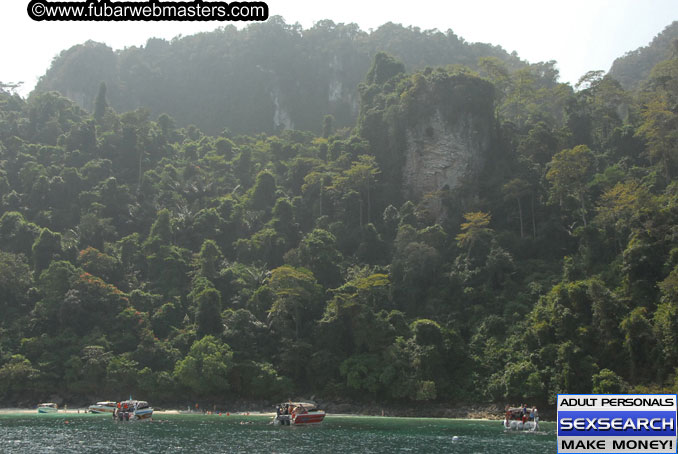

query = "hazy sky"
[[1, 0, 676, 96]]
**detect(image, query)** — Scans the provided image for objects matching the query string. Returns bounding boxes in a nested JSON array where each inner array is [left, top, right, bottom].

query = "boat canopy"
[[286, 402, 319, 411], [118, 399, 150, 408]]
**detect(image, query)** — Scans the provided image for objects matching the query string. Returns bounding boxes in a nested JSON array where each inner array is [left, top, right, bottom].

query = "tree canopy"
[[1, 28, 678, 409]]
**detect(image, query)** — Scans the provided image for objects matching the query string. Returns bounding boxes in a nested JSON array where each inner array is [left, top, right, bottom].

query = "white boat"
[[37, 403, 58, 414], [503, 406, 539, 431], [504, 419, 539, 431], [273, 402, 326, 426], [114, 400, 153, 421], [88, 401, 117, 414]]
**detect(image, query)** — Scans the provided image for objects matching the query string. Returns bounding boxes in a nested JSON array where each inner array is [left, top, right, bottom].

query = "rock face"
[[403, 109, 491, 201], [271, 86, 295, 131], [357, 67, 495, 214]]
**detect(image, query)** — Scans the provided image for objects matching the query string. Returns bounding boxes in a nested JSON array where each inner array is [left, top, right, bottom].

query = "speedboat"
[[37, 403, 58, 414], [88, 401, 117, 414], [503, 406, 539, 431], [114, 400, 153, 421], [273, 402, 325, 426]]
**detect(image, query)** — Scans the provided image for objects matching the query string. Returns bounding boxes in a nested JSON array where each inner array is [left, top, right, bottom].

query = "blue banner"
[[558, 411, 677, 437]]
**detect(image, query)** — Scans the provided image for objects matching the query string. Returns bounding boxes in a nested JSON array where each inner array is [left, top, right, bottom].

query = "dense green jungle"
[[1, 18, 678, 410]]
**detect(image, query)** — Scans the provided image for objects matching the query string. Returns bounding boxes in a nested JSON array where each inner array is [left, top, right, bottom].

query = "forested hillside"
[[609, 21, 678, 90], [33, 17, 525, 135], [1, 27, 678, 409]]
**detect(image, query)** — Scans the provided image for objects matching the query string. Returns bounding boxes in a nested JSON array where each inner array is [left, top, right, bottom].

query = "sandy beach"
[[0, 402, 547, 420], [0, 408, 278, 416]]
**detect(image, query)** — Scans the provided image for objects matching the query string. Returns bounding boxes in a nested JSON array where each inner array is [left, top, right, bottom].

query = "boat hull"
[[504, 420, 539, 431], [134, 409, 153, 420], [114, 409, 154, 421], [293, 411, 325, 425], [37, 408, 57, 414], [114, 399, 153, 421], [274, 411, 326, 426], [89, 404, 116, 414], [37, 403, 58, 414]]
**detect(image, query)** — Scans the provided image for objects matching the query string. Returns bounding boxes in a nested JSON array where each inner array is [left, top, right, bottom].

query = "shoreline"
[[2, 400, 554, 420], [0, 408, 500, 420], [0, 408, 275, 416], [0, 408, 553, 423], [0, 405, 506, 420]]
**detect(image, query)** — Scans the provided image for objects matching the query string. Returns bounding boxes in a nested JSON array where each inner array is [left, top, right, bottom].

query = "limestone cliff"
[[358, 67, 495, 209], [402, 109, 491, 201]]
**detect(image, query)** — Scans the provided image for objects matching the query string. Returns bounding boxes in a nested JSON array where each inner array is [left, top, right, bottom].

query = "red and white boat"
[[273, 402, 325, 426]]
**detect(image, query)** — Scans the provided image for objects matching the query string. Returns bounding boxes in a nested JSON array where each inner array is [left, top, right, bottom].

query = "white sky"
[[1, 0, 676, 96]]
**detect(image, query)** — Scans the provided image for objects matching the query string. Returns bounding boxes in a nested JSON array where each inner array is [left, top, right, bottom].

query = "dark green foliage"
[[173, 335, 232, 396], [285, 229, 343, 288], [609, 21, 678, 90], [1, 36, 678, 408], [0, 252, 32, 324], [77, 247, 123, 287], [592, 369, 629, 394], [94, 82, 108, 122], [358, 62, 496, 195], [195, 288, 223, 338], [32, 228, 63, 274], [34, 19, 525, 135], [0, 355, 41, 399], [250, 171, 277, 211], [0, 211, 40, 257], [366, 52, 405, 85]]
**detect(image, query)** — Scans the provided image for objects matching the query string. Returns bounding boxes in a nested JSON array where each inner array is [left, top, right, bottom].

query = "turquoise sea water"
[[0, 413, 556, 453]]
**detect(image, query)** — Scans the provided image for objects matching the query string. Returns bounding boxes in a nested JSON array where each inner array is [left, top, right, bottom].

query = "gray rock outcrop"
[[403, 109, 491, 201]]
